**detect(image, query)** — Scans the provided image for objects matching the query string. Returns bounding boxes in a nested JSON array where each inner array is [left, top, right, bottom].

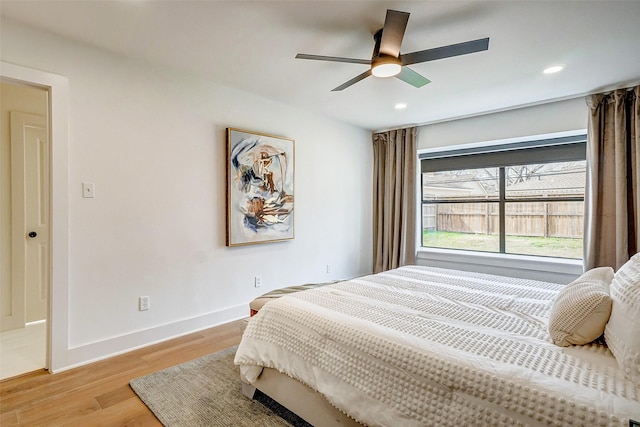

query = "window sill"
[[416, 248, 583, 284]]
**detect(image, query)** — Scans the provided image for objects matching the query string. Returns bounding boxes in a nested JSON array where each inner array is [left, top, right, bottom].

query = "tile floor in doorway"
[[0, 320, 46, 380]]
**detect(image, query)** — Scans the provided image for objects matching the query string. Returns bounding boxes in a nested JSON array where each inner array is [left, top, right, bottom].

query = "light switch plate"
[[82, 182, 95, 198]]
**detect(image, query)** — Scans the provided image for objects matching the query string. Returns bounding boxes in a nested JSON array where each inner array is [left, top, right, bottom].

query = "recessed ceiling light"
[[543, 65, 565, 74], [394, 103, 408, 110]]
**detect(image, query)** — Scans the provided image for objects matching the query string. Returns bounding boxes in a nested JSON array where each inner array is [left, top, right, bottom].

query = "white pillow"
[[604, 253, 640, 386], [548, 267, 613, 347]]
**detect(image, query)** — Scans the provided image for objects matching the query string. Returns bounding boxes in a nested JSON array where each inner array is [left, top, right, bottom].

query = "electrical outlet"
[[139, 296, 150, 311], [326, 264, 331, 274], [254, 276, 262, 288]]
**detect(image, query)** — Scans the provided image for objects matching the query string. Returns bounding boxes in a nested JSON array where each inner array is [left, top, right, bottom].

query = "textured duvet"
[[234, 265, 640, 426]]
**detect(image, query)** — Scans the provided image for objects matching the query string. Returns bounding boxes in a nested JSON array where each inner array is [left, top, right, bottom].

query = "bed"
[[234, 265, 640, 426]]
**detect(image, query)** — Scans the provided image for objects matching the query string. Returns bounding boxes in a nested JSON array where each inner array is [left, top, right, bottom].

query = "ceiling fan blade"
[[396, 67, 431, 88], [296, 53, 371, 65], [331, 70, 372, 91], [400, 37, 490, 66], [379, 9, 410, 57]]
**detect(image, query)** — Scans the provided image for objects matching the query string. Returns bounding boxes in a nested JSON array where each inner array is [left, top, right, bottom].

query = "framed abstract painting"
[[226, 128, 295, 246]]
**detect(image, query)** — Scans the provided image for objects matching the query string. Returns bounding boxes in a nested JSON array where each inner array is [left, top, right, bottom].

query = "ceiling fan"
[[295, 9, 490, 91]]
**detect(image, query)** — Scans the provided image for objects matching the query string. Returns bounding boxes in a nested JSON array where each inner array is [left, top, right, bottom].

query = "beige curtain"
[[585, 85, 640, 270], [372, 127, 416, 273]]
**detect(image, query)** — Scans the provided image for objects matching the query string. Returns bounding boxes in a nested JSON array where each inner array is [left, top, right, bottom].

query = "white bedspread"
[[234, 266, 640, 426]]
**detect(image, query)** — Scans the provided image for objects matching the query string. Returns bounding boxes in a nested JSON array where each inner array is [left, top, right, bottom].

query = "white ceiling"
[[2, 1, 640, 131]]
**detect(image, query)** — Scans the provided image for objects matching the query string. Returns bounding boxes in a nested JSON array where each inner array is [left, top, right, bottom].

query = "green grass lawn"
[[423, 231, 582, 259]]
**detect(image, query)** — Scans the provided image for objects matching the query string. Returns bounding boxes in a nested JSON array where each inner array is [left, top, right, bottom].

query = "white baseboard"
[[52, 304, 247, 373]]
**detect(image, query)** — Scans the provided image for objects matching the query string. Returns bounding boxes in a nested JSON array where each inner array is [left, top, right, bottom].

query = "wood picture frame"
[[226, 128, 295, 246]]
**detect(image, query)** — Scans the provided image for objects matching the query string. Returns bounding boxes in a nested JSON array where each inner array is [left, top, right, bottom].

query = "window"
[[420, 134, 586, 259]]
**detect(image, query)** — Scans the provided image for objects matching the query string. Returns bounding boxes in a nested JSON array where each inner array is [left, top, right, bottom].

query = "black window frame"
[[419, 134, 587, 255]]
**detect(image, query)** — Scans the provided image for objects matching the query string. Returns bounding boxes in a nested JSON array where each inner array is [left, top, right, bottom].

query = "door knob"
[[28, 231, 37, 238]]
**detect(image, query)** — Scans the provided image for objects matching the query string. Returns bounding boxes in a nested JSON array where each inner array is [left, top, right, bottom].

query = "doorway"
[[0, 81, 50, 379]]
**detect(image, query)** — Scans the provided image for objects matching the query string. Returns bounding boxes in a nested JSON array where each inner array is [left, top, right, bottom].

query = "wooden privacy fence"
[[423, 201, 584, 238]]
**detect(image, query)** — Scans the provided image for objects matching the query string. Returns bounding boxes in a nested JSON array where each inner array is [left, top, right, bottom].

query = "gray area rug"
[[130, 346, 311, 427]]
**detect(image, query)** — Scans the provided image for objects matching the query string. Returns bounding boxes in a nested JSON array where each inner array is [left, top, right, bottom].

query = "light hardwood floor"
[[0, 319, 245, 426]]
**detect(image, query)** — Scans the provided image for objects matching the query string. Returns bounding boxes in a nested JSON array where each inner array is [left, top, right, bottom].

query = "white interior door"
[[5, 112, 49, 329], [0, 63, 67, 376]]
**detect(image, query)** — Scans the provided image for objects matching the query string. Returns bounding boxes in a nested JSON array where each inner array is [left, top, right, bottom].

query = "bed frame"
[[241, 368, 362, 426]]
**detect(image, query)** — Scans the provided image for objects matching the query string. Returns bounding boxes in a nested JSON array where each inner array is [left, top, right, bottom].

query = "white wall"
[[417, 97, 587, 150], [1, 19, 372, 370], [415, 98, 588, 284]]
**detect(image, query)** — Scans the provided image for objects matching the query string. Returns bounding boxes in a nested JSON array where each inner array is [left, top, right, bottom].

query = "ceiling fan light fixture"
[[371, 55, 402, 78]]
